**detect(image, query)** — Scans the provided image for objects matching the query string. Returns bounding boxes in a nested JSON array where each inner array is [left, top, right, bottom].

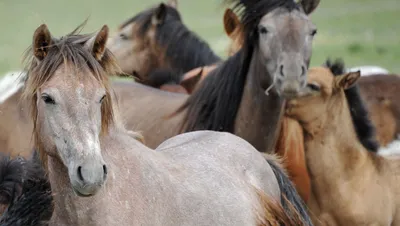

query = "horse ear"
[[167, 0, 177, 9], [152, 3, 167, 26], [223, 9, 240, 37], [299, 0, 320, 15], [335, 71, 361, 90], [85, 25, 109, 61], [180, 68, 203, 94], [33, 24, 52, 61]]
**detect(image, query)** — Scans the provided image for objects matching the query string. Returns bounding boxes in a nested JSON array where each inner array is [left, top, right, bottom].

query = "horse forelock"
[[22, 25, 121, 168]]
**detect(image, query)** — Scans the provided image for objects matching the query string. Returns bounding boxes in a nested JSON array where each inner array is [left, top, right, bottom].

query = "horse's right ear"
[[299, 0, 320, 15], [33, 24, 52, 61], [223, 8, 240, 37], [152, 3, 167, 26]]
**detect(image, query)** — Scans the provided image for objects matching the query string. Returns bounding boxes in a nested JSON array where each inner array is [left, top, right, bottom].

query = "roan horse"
[[106, 0, 221, 86], [23, 23, 312, 225], [285, 66, 397, 225]]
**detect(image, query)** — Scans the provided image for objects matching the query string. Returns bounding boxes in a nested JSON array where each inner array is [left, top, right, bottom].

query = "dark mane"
[[324, 58, 379, 152], [0, 155, 25, 207], [22, 23, 121, 168], [0, 150, 53, 226], [174, 0, 300, 133], [124, 4, 221, 74]]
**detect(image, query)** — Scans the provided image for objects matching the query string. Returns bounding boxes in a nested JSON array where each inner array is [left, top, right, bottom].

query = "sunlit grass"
[[0, 0, 398, 75]]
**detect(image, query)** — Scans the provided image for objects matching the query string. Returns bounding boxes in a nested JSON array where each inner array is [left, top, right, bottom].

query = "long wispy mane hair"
[[173, 0, 300, 133], [21, 23, 121, 168], [324, 58, 379, 152], [121, 3, 221, 75]]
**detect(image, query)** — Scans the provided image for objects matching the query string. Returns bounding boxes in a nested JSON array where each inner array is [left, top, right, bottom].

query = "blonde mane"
[[21, 24, 121, 168]]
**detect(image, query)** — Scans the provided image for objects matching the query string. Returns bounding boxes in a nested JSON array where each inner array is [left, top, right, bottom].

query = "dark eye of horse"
[[258, 26, 268, 35], [99, 95, 106, 104], [41, 94, 56, 105], [307, 83, 320, 91], [310, 29, 317, 37], [119, 33, 129, 40]]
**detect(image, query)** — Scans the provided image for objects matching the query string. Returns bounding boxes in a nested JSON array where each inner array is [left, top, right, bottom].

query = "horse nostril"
[[301, 66, 306, 77], [279, 65, 284, 77], [103, 165, 107, 175], [103, 165, 108, 180], [77, 166, 84, 182]]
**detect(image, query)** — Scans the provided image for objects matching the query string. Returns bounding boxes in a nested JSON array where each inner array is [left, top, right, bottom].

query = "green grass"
[[0, 0, 399, 76]]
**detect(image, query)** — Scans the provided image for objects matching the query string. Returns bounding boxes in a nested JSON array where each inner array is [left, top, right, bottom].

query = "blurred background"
[[0, 0, 398, 75]]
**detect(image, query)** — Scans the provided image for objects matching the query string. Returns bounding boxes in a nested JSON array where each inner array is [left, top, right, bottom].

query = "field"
[[0, 0, 398, 76]]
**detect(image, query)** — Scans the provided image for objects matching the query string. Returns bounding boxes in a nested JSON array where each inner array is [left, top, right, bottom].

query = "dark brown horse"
[[106, 0, 221, 86]]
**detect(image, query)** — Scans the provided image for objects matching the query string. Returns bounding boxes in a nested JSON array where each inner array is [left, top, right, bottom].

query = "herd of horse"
[[0, 0, 399, 225]]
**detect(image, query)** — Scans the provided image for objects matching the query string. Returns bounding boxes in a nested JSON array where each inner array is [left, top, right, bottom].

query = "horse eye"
[[99, 95, 106, 103], [307, 83, 320, 91], [119, 33, 129, 40], [258, 26, 268, 35], [41, 94, 56, 105], [310, 29, 317, 36]]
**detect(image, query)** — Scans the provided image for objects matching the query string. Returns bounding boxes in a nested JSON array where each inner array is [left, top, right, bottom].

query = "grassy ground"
[[0, 0, 398, 76]]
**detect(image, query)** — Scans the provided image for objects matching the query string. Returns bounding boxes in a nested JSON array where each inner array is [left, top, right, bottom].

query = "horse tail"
[[265, 156, 313, 226], [0, 150, 53, 226], [254, 187, 301, 226]]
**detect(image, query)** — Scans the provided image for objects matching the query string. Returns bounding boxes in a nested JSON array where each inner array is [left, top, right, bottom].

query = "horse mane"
[[22, 23, 121, 168], [173, 0, 300, 133], [122, 4, 221, 74], [324, 58, 379, 152], [0, 155, 25, 207], [0, 150, 53, 226]]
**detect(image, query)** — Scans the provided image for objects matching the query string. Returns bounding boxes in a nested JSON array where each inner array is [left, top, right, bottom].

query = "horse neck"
[[161, 31, 221, 74], [303, 92, 378, 190], [234, 50, 284, 153]]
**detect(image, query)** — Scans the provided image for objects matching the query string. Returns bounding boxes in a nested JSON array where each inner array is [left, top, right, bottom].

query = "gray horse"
[[21, 22, 312, 225]]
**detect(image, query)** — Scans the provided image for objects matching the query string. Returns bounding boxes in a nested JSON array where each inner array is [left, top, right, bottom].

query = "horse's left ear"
[[299, 0, 320, 15], [166, 0, 177, 9], [85, 25, 109, 61], [335, 71, 361, 90], [152, 3, 167, 26]]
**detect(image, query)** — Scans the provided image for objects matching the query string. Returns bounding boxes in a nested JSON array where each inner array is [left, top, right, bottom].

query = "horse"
[[0, 0, 320, 206], [23, 23, 312, 226], [177, 8, 311, 202], [0, 151, 53, 226], [106, 0, 221, 86], [357, 73, 400, 143], [285, 66, 398, 225], [151, 8, 244, 94], [324, 59, 399, 147]]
